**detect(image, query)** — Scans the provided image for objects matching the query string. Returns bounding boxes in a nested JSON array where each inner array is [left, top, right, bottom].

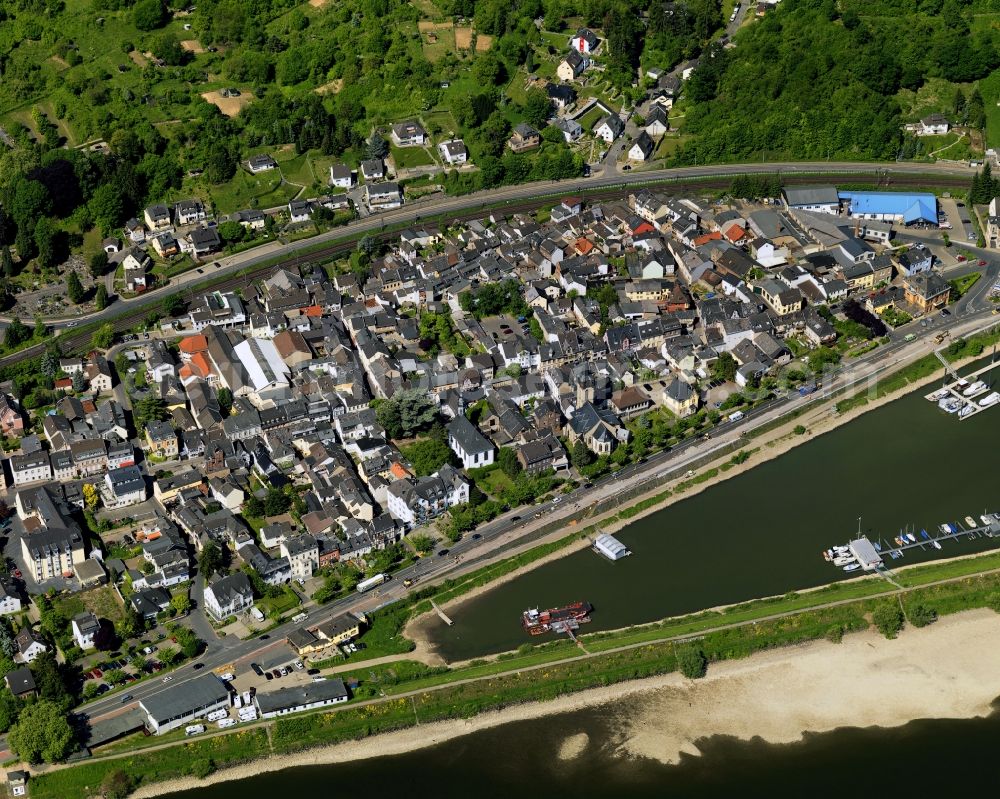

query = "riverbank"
[[405, 336, 978, 663], [129, 608, 1000, 797]]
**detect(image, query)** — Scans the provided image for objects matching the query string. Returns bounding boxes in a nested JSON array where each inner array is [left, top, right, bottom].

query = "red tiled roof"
[[179, 335, 208, 354]]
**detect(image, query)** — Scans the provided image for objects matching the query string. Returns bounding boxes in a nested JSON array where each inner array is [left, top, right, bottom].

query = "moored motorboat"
[[906, 532, 917, 543], [982, 515, 994, 526], [965, 516, 978, 528], [980, 392, 1000, 408], [843, 563, 860, 572], [932, 541, 942, 550], [963, 381, 987, 397]]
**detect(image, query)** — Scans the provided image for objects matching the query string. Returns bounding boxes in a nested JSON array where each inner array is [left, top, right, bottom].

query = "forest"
[[674, 0, 1000, 163]]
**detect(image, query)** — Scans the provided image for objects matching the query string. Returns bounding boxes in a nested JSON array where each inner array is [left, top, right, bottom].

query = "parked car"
[[251, 663, 264, 676]]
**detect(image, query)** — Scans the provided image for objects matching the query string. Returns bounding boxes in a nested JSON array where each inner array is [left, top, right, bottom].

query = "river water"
[[428, 362, 1000, 661], [173, 698, 1000, 799], [172, 362, 1000, 797]]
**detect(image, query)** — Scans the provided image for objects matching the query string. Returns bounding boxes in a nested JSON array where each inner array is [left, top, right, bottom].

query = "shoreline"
[[131, 608, 1000, 797], [405, 345, 967, 662]]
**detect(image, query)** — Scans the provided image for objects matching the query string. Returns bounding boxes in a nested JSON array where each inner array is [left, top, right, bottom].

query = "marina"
[[824, 513, 1000, 571], [924, 353, 999, 420]]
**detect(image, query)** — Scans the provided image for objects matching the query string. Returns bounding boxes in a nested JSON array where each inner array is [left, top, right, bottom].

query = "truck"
[[292, 612, 307, 624], [356, 573, 388, 593], [727, 410, 745, 422], [904, 333, 916, 342]]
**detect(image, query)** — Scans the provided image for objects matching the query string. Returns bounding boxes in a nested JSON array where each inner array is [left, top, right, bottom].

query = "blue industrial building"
[[839, 191, 937, 225]]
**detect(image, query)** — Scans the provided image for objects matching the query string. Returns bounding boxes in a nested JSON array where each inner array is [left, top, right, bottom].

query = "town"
[[0, 178, 984, 772]]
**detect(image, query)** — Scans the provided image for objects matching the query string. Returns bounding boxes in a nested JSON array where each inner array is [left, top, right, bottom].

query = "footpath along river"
[[427, 360, 1000, 661]]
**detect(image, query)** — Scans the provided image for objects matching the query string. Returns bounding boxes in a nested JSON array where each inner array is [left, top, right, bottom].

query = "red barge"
[[522, 601, 593, 635]]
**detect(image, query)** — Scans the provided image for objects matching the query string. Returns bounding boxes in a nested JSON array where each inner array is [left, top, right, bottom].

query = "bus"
[[356, 573, 389, 593]]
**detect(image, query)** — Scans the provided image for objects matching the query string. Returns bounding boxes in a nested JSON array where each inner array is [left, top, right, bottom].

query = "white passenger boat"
[[906, 532, 917, 543], [843, 564, 861, 572], [963, 381, 987, 397], [979, 392, 1000, 408], [932, 541, 942, 550]]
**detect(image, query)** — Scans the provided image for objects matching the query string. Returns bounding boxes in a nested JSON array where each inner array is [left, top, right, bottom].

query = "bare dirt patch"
[[48, 55, 70, 70], [180, 40, 206, 54], [454, 26, 474, 49], [308, 0, 328, 6], [201, 90, 256, 117], [475, 33, 493, 51], [418, 20, 454, 32], [315, 79, 344, 95], [129, 50, 148, 67]]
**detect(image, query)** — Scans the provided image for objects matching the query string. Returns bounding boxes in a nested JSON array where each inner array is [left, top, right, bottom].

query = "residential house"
[[5, 668, 36, 700], [546, 83, 576, 110], [203, 572, 254, 622], [143, 204, 171, 231], [360, 159, 384, 181], [438, 139, 469, 165], [71, 611, 100, 650], [390, 120, 428, 147], [122, 247, 152, 292], [917, 114, 950, 136], [0, 393, 23, 436], [280, 535, 319, 582], [594, 114, 624, 144], [329, 164, 354, 189], [145, 420, 178, 459], [367, 183, 403, 211], [556, 50, 587, 82], [514, 435, 568, 475], [645, 105, 669, 137], [569, 27, 600, 53], [174, 199, 206, 226], [386, 465, 469, 527], [902, 271, 950, 314], [103, 465, 147, 509], [288, 200, 312, 224], [247, 154, 278, 174], [628, 131, 655, 162], [14, 627, 47, 663], [509, 123, 541, 153], [553, 118, 583, 143]]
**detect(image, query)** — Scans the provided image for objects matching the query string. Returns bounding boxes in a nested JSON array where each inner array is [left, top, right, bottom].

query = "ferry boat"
[[963, 381, 987, 397], [980, 392, 1000, 408], [522, 601, 593, 636], [965, 516, 978, 528]]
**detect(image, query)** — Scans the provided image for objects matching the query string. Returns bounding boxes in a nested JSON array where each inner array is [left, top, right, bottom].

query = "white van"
[[250, 607, 265, 622], [292, 612, 307, 624], [185, 724, 206, 736], [727, 410, 745, 422]]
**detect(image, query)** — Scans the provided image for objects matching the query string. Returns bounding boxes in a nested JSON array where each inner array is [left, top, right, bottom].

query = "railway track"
[[0, 168, 973, 367]]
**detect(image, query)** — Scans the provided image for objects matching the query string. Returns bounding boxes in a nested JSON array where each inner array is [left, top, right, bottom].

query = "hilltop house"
[[557, 50, 587, 82]]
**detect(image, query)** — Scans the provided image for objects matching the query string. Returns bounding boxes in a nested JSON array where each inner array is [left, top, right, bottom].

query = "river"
[[171, 697, 1000, 799], [428, 361, 1000, 660]]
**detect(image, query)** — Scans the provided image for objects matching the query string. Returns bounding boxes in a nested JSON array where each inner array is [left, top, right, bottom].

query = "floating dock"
[[924, 358, 999, 420], [593, 532, 631, 561], [824, 513, 1000, 571]]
